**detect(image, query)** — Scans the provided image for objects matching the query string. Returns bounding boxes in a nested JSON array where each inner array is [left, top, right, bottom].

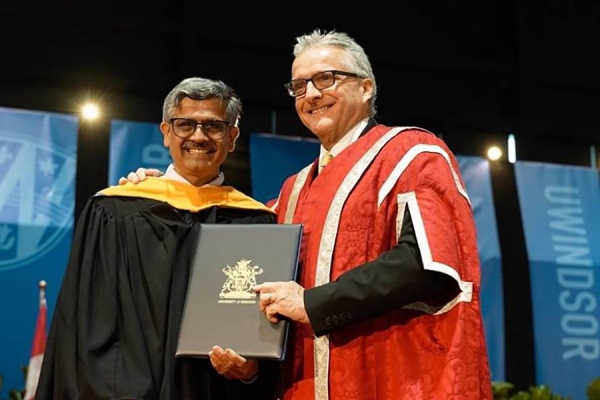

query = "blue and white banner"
[[108, 120, 171, 186], [515, 161, 600, 400], [0, 107, 78, 398], [248, 134, 505, 381], [458, 156, 504, 382]]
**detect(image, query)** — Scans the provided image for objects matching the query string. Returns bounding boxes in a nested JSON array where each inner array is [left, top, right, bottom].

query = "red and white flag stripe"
[[24, 280, 47, 400]]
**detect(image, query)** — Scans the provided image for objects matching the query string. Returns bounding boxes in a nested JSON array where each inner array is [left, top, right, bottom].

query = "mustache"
[[182, 141, 216, 151]]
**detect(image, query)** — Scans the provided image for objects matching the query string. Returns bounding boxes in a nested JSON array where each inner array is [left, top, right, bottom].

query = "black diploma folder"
[[176, 223, 303, 360]]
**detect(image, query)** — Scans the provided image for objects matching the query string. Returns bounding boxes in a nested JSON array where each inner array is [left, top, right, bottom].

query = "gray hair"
[[293, 29, 377, 117], [162, 77, 242, 126]]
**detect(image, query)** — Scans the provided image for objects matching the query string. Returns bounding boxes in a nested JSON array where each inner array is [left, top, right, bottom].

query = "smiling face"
[[160, 97, 239, 186], [292, 46, 374, 150]]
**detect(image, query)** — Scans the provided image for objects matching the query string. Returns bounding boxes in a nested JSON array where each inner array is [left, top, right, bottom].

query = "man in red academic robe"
[[253, 30, 493, 400]]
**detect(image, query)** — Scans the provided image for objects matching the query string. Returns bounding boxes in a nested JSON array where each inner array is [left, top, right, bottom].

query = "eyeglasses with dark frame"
[[284, 70, 366, 97], [168, 118, 231, 140]]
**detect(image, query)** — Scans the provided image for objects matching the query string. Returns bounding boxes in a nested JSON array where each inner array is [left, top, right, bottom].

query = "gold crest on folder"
[[218, 259, 263, 304]]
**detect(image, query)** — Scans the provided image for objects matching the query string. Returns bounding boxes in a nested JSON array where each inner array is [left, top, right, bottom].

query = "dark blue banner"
[[108, 120, 171, 186], [249, 133, 320, 203], [515, 161, 600, 400], [0, 107, 78, 398], [248, 134, 505, 381]]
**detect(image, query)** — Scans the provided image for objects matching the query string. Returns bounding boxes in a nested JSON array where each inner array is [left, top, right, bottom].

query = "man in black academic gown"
[[36, 77, 279, 400]]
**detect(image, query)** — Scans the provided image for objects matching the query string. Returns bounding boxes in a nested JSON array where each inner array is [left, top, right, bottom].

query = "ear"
[[361, 78, 374, 103], [160, 121, 170, 147], [227, 126, 240, 152]]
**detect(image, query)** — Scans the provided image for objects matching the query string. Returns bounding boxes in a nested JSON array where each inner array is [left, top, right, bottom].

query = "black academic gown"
[[36, 178, 280, 400]]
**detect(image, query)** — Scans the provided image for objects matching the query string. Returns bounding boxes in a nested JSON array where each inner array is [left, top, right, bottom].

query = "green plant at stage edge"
[[0, 365, 27, 400], [493, 378, 600, 400]]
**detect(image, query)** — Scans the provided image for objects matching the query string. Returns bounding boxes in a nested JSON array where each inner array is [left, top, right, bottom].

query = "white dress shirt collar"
[[319, 118, 369, 160], [162, 164, 225, 187]]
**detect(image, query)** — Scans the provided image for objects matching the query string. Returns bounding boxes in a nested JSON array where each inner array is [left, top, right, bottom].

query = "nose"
[[304, 80, 323, 99], [189, 124, 209, 140]]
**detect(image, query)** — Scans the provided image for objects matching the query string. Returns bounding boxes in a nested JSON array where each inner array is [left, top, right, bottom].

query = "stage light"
[[487, 146, 502, 161], [507, 133, 516, 163], [81, 103, 100, 120]]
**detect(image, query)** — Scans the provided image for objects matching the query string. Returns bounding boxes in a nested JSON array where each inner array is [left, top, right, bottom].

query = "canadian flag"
[[24, 280, 47, 400]]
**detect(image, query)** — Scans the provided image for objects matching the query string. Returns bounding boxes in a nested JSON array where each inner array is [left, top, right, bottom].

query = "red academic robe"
[[273, 125, 492, 400]]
